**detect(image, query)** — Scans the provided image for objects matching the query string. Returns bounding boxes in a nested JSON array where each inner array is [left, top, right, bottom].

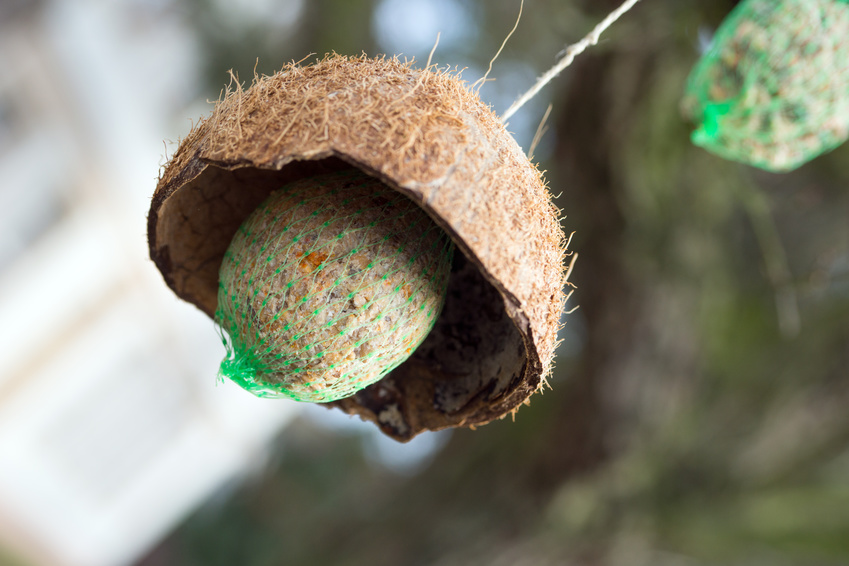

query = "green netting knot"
[[219, 350, 259, 394], [692, 101, 732, 145]]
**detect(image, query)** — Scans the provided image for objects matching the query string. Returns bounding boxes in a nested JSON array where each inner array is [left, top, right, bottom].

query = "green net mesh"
[[215, 169, 455, 403], [682, 0, 849, 172]]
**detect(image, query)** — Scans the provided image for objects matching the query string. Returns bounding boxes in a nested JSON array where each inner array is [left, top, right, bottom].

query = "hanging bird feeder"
[[148, 55, 567, 441]]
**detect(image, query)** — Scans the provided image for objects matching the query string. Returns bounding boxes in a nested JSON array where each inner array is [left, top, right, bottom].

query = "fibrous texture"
[[682, 0, 849, 172], [217, 170, 453, 403], [149, 54, 567, 441]]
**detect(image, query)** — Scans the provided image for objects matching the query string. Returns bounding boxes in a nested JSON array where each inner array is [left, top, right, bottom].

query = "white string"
[[501, 0, 642, 122]]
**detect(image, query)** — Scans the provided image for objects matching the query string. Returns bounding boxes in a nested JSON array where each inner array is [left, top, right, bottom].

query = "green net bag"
[[682, 0, 849, 172], [215, 169, 454, 403]]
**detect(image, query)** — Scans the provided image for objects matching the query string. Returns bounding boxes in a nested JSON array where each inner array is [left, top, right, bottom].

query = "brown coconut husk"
[[148, 54, 567, 441]]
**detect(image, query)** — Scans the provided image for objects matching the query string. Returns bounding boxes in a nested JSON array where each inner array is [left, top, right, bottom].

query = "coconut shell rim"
[[148, 148, 543, 382]]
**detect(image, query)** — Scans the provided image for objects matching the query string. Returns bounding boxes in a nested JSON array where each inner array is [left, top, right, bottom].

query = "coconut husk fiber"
[[148, 54, 567, 441]]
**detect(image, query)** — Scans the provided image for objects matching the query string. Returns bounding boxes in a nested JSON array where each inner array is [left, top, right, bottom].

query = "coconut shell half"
[[148, 54, 567, 441]]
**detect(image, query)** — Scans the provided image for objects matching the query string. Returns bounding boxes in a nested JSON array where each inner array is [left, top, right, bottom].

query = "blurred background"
[[1, 0, 848, 564]]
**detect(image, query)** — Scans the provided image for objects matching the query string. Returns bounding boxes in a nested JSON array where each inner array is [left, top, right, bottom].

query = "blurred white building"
[[0, 2, 300, 565]]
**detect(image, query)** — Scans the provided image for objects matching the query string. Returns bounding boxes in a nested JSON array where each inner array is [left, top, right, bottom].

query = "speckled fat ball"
[[215, 169, 454, 403], [682, 0, 849, 171]]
